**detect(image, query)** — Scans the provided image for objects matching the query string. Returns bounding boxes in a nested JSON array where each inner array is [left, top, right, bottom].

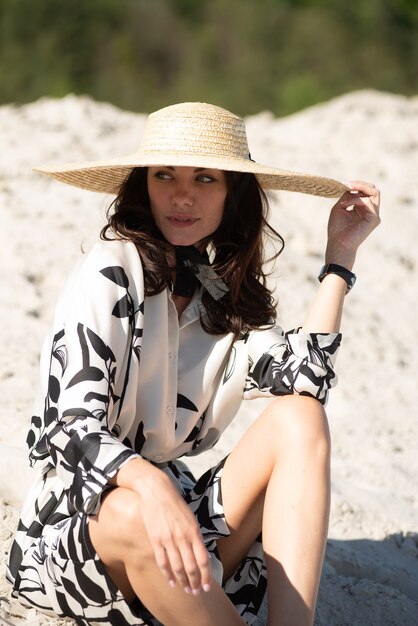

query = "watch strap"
[[318, 264, 356, 293]]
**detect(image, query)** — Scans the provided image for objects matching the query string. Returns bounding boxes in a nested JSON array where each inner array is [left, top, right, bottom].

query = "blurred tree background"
[[0, 0, 417, 115]]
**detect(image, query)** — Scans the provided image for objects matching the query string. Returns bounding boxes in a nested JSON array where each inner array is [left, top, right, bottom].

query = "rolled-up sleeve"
[[243, 326, 341, 405]]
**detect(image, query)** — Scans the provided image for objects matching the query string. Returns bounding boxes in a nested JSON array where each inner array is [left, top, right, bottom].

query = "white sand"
[[1, 90, 417, 625]]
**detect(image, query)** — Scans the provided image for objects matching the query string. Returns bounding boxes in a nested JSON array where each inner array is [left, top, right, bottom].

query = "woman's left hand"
[[325, 180, 381, 269]]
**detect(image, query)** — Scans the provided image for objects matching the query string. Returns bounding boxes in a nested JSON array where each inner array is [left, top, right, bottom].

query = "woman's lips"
[[167, 215, 199, 228]]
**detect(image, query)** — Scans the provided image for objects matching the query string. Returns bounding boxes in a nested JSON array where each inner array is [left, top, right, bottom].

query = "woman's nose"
[[171, 183, 194, 207]]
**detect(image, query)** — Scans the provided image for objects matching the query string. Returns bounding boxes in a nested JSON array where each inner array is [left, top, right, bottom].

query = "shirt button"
[[168, 352, 177, 361], [154, 455, 163, 461], [167, 405, 174, 414]]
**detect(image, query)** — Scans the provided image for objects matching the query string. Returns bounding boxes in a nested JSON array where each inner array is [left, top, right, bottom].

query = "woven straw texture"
[[34, 102, 348, 198]]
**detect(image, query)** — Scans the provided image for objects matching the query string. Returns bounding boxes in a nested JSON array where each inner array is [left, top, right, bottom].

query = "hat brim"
[[33, 152, 348, 198]]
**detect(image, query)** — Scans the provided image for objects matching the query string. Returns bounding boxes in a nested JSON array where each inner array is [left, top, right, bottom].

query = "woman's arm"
[[302, 180, 380, 333], [29, 242, 145, 515], [243, 181, 380, 405], [110, 456, 213, 594]]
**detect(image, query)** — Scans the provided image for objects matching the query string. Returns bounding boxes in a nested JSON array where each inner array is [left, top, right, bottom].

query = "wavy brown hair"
[[101, 167, 284, 337]]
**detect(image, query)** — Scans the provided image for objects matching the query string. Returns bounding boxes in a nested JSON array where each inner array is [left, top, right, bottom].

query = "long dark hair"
[[101, 167, 284, 337]]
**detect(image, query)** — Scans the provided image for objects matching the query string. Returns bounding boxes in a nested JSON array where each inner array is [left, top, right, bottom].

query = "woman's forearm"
[[302, 180, 380, 334], [301, 273, 348, 334]]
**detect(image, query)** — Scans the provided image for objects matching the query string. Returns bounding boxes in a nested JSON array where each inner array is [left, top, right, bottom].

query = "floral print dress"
[[7, 240, 341, 626]]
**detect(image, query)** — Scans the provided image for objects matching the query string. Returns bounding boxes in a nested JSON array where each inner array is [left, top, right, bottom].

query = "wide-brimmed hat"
[[34, 101, 348, 198]]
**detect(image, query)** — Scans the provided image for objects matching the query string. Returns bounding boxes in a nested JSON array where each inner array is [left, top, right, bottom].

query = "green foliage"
[[0, 0, 416, 114]]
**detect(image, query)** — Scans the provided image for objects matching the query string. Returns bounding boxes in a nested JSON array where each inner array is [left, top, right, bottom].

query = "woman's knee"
[[262, 395, 331, 460], [89, 487, 154, 564]]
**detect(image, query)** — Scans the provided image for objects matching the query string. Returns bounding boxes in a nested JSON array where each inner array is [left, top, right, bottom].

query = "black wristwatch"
[[318, 264, 356, 293]]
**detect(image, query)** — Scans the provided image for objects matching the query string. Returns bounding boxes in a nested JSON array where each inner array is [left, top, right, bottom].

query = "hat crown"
[[137, 102, 250, 161]]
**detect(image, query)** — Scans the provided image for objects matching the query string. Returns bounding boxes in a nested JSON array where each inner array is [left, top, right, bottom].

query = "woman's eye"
[[155, 171, 172, 180], [153, 171, 217, 183]]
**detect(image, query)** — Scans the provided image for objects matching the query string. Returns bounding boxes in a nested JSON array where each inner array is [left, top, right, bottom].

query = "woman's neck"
[[171, 293, 192, 319]]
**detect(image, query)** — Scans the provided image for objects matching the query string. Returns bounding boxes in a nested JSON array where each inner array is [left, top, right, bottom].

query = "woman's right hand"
[[325, 180, 381, 269], [113, 457, 212, 595]]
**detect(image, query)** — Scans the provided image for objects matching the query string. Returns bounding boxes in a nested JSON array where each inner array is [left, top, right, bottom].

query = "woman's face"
[[147, 166, 227, 248]]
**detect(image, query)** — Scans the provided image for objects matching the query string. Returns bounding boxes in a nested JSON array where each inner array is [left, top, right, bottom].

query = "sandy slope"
[[1, 90, 417, 625]]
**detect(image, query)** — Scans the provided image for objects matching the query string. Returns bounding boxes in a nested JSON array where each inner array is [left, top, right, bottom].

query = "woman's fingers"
[[346, 180, 377, 194], [154, 544, 177, 588], [174, 531, 212, 594], [335, 180, 381, 224], [174, 540, 205, 593], [135, 466, 212, 594], [160, 538, 211, 594], [325, 179, 381, 265], [165, 541, 193, 591], [150, 519, 211, 594], [343, 181, 380, 211], [191, 537, 212, 592]]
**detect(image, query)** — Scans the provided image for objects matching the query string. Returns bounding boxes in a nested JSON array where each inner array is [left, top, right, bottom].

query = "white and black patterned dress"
[[7, 240, 341, 626]]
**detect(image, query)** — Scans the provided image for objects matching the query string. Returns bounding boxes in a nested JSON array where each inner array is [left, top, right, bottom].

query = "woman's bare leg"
[[88, 486, 247, 626], [88, 395, 329, 626], [217, 395, 331, 626]]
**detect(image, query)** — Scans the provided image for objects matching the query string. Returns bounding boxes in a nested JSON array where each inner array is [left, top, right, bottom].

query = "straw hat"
[[34, 102, 348, 198]]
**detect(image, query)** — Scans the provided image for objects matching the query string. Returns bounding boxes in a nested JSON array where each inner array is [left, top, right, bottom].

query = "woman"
[[7, 102, 380, 626]]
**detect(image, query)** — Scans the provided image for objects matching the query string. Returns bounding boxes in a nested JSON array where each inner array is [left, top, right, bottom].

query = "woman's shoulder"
[[62, 239, 143, 296], [77, 239, 143, 276], [56, 239, 145, 318], [85, 238, 139, 264]]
